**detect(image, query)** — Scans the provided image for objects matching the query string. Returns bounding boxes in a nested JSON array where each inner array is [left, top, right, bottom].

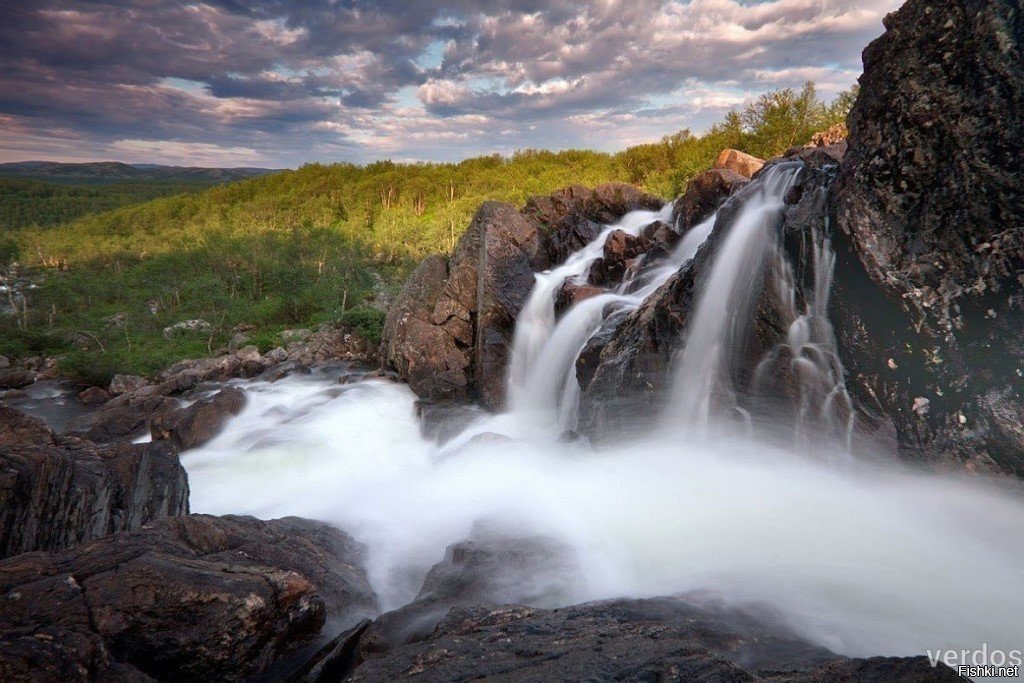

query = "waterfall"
[[667, 163, 803, 430]]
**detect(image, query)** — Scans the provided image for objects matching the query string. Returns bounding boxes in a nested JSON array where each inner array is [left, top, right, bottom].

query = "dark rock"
[[292, 619, 372, 683], [830, 0, 1024, 474], [383, 185, 659, 411], [0, 515, 378, 682], [77, 386, 111, 406], [643, 219, 681, 249], [0, 436, 188, 559], [0, 369, 34, 390], [348, 598, 962, 682], [150, 387, 246, 451], [589, 230, 652, 287], [0, 406, 56, 448], [672, 167, 749, 233], [69, 394, 180, 443]]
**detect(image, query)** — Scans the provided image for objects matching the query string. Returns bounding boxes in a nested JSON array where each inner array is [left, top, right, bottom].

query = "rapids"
[[183, 163, 1024, 662]]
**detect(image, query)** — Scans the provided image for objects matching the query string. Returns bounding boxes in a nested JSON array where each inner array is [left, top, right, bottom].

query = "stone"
[[671, 167, 749, 233], [714, 148, 765, 178], [0, 515, 378, 681], [69, 394, 180, 443], [0, 369, 34, 390], [108, 374, 150, 396], [77, 386, 112, 406], [150, 387, 246, 451], [554, 282, 604, 318], [808, 121, 848, 147], [0, 406, 55, 449], [0, 433, 188, 559]]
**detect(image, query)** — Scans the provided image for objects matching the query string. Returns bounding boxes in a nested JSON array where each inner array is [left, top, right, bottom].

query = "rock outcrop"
[[381, 184, 662, 410], [830, 0, 1024, 473], [671, 167, 750, 233], [347, 599, 962, 682], [149, 387, 246, 451], [0, 515, 378, 682], [0, 409, 189, 559], [714, 148, 765, 178]]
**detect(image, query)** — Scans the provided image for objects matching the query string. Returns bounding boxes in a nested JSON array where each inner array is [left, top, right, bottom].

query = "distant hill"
[[0, 161, 279, 185]]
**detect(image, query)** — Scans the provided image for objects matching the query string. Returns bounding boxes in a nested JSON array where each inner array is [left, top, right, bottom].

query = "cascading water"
[[668, 162, 803, 431], [181, 162, 1024, 663]]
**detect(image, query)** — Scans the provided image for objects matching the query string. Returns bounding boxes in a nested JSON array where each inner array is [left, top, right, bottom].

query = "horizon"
[[0, 0, 900, 168]]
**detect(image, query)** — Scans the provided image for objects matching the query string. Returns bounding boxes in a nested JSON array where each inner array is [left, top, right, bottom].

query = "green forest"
[[0, 83, 853, 385]]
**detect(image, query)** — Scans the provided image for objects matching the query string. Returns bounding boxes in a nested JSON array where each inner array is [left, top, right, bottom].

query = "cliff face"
[[831, 0, 1024, 473]]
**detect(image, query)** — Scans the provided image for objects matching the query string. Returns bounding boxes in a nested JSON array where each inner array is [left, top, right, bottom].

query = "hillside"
[[1, 83, 852, 384], [0, 161, 277, 184]]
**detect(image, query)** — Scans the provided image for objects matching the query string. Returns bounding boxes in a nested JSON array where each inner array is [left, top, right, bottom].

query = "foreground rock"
[[0, 407, 188, 559], [381, 184, 662, 409], [348, 599, 962, 682], [0, 515, 378, 682], [830, 0, 1024, 474]]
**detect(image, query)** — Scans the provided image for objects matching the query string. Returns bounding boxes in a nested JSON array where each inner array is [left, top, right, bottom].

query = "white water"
[[185, 373, 1024, 659], [183, 171, 1024, 664]]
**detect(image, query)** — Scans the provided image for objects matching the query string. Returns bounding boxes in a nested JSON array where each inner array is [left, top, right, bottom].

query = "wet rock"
[[0, 433, 188, 559], [108, 374, 150, 396], [349, 598, 961, 682], [382, 185, 661, 411], [643, 219, 681, 249], [150, 387, 246, 451], [380, 254, 470, 402], [589, 230, 652, 287], [554, 281, 604, 317], [715, 148, 765, 178], [0, 369, 34, 390], [671, 167, 749, 233], [829, 0, 1024, 474], [0, 515, 378, 682], [77, 386, 111, 406], [69, 394, 180, 443]]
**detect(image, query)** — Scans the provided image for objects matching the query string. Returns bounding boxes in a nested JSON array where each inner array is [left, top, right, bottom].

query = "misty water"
[[183, 164, 1024, 662]]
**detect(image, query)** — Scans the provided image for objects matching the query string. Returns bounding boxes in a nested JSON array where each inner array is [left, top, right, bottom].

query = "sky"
[[0, 0, 902, 168]]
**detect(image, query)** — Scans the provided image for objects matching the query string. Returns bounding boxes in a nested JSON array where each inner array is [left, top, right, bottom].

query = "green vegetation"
[[1, 83, 853, 385], [0, 178, 214, 230]]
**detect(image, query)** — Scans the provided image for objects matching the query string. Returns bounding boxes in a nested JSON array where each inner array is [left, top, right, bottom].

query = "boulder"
[[77, 386, 111, 406], [0, 515, 379, 682], [714, 148, 765, 178], [554, 282, 604, 317], [150, 387, 246, 451], [808, 122, 848, 147], [69, 393, 180, 443], [0, 430, 188, 559], [382, 186, 660, 410], [588, 229, 652, 287], [108, 374, 149, 396], [348, 599, 962, 682], [671, 167, 749, 233], [0, 406, 56, 448], [0, 369, 34, 390], [830, 0, 1024, 474]]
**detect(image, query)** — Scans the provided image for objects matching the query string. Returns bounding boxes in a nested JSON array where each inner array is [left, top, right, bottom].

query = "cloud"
[[0, 0, 902, 167]]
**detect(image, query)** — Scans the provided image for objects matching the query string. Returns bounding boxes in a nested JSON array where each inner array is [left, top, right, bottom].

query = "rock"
[[0, 355, 9, 369], [589, 229, 652, 287], [355, 530, 581, 662], [382, 185, 660, 410], [77, 386, 112, 406], [69, 394, 180, 443], [830, 0, 1024, 474], [0, 369, 34, 390], [160, 355, 242, 385], [108, 374, 150, 396], [554, 282, 604, 317], [292, 619, 372, 683], [235, 344, 261, 362], [281, 328, 312, 343], [0, 515, 378, 681], [265, 346, 289, 363], [0, 406, 55, 448], [161, 318, 211, 339], [348, 599, 962, 682], [380, 254, 470, 402], [0, 435, 188, 559], [642, 220, 681, 249], [714, 148, 765, 178], [286, 326, 376, 366], [808, 122, 848, 147], [150, 388, 246, 451], [671, 167, 749, 233]]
